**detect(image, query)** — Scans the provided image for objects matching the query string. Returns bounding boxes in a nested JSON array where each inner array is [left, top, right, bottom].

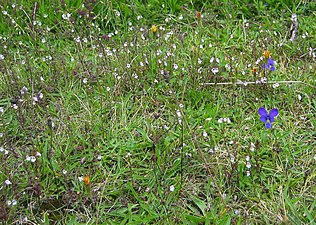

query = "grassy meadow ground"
[[0, 0, 315, 224]]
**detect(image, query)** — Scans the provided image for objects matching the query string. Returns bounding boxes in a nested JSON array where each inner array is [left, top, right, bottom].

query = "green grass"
[[0, 0, 315, 224]]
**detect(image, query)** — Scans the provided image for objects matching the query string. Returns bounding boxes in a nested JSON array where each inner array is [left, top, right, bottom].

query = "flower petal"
[[268, 58, 275, 66], [265, 122, 272, 128], [260, 116, 267, 122], [269, 108, 278, 117], [258, 107, 268, 117]]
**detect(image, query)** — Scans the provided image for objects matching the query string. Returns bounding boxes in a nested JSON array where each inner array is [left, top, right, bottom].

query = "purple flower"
[[258, 107, 278, 128], [262, 58, 275, 71]]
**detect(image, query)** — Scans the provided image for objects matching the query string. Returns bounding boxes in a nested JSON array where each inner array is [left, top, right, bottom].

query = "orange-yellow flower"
[[196, 11, 202, 19], [83, 175, 90, 185], [151, 25, 157, 33], [264, 50, 271, 59]]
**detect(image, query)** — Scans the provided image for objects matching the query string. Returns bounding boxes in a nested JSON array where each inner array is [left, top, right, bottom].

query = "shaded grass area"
[[0, 0, 315, 224]]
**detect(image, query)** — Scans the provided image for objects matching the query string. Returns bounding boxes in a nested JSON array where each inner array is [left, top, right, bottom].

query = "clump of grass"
[[0, 0, 315, 224]]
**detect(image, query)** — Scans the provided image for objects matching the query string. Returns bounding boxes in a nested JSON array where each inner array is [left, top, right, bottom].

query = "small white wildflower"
[[97, 154, 102, 160], [62, 169, 67, 175], [246, 155, 250, 161], [30, 156, 36, 163], [246, 161, 251, 169], [2, 11, 8, 15], [179, 103, 184, 108], [203, 131, 208, 137], [169, 185, 175, 192], [272, 83, 279, 89], [43, 14, 48, 18], [298, 94, 302, 101], [173, 64, 178, 70], [41, 38, 46, 43], [4, 179, 12, 185], [83, 78, 88, 84], [78, 176, 83, 182], [0, 133, 3, 137], [0, 54, 4, 60], [261, 77, 267, 83], [62, 13, 71, 20], [230, 156, 235, 163], [106, 86, 110, 92], [218, 118, 223, 123], [12, 104, 18, 109], [36, 152, 41, 157], [7, 200, 12, 206], [12, 199, 17, 206], [140, 61, 144, 67], [246, 170, 251, 176], [211, 67, 219, 74], [185, 153, 192, 157], [126, 64, 131, 68], [178, 15, 183, 20], [198, 58, 202, 64]]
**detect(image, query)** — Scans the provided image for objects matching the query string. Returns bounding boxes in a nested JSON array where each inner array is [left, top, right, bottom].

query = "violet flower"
[[262, 58, 275, 71], [258, 107, 278, 128]]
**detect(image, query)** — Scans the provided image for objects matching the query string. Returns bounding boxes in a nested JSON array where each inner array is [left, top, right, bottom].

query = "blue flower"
[[262, 58, 275, 71], [258, 107, 278, 128]]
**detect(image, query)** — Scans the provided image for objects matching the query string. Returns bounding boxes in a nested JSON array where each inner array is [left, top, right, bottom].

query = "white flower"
[[83, 78, 88, 84], [179, 104, 184, 108], [0, 54, 4, 60], [30, 156, 36, 162], [12, 199, 17, 206], [4, 179, 12, 185], [62, 169, 67, 175], [106, 87, 111, 92], [78, 176, 83, 182], [169, 185, 175, 192], [246, 155, 250, 161], [203, 131, 208, 137], [62, 13, 71, 20], [211, 67, 219, 74], [272, 83, 279, 89], [173, 64, 178, 70]]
